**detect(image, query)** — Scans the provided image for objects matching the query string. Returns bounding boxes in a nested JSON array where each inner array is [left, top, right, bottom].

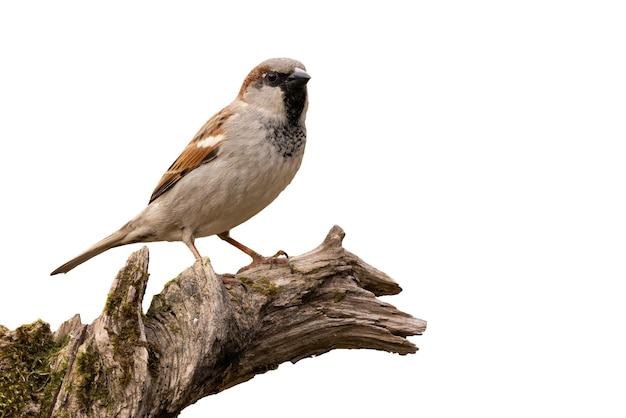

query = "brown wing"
[[149, 108, 233, 203]]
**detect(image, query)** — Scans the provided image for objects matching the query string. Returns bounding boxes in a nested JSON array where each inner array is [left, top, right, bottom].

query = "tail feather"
[[50, 229, 130, 275]]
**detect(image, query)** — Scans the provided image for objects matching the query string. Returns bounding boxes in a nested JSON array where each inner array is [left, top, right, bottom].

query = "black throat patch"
[[281, 84, 308, 125], [267, 124, 306, 158]]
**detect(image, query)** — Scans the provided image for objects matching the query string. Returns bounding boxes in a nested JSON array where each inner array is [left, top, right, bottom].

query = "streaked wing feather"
[[149, 108, 233, 203]]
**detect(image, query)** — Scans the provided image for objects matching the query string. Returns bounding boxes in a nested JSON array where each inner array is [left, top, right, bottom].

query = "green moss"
[[104, 294, 123, 316], [241, 276, 283, 296], [75, 345, 110, 411], [239, 276, 253, 286], [0, 320, 65, 417], [250, 277, 283, 297], [150, 294, 174, 314], [147, 341, 161, 380], [40, 358, 68, 415], [104, 269, 150, 389], [107, 302, 144, 388], [109, 322, 141, 387]]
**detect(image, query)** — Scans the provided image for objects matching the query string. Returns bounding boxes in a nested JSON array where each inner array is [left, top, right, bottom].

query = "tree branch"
[[0, 225, 426, 418]]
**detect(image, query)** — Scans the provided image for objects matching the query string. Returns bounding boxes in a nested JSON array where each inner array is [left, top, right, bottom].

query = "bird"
[[51, 57, 310, 275]]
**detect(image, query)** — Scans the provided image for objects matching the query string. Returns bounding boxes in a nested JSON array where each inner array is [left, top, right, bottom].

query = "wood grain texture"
[[0, 226, 426, 418]]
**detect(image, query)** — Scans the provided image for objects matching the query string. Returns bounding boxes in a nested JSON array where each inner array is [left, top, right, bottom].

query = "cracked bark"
[[0, 225, 426, 417]]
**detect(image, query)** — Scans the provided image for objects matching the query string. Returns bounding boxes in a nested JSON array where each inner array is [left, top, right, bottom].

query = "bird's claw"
[[237, 250, 293, 274]]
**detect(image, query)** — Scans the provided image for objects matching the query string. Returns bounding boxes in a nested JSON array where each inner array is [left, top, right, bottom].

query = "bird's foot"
[[237, 250, 293, 274]]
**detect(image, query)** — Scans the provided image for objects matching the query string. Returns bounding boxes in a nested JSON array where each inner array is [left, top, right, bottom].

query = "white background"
[[1, 1, 625, 416]]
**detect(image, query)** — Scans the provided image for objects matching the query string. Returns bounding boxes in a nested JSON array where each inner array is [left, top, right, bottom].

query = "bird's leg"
[[217, 231, 263, 262], [217, 231, 291, 272], [184, 229, 242, 285], [182, 229, 202, 260]]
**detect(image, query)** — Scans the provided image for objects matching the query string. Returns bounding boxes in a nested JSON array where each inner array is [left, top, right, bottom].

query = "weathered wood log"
[[0, 226, 426, 417]]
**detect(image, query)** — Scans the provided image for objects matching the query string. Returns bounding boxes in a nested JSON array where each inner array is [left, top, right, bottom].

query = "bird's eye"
[[265, 71, 278, 84]]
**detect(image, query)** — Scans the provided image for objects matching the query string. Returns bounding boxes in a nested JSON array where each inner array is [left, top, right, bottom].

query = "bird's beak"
[[287, 67, 311, 88]]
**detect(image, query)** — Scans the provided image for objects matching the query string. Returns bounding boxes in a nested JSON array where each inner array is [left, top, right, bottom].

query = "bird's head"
[[238, 58, 310, 125]]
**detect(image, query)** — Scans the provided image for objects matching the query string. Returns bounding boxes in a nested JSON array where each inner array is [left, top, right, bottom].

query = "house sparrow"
[[51, 57, 310, 275]]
